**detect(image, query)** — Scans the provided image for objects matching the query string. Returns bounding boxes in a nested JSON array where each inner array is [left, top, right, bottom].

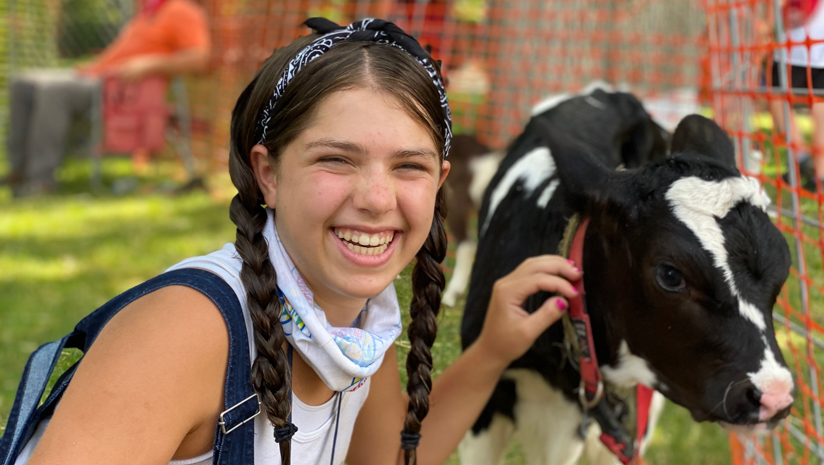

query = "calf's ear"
[[671, 114, 737, 170], [534, 118, 615, 212]]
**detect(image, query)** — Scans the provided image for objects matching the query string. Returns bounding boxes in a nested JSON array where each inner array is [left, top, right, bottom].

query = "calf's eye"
[[656, 264, 686, 292]]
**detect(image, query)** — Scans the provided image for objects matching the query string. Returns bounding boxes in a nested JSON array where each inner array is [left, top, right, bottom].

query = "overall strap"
[[0, 339, 69, 465], [0, 268, 256, 465]]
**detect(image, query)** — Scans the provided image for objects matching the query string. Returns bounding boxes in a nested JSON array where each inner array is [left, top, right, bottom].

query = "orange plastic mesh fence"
[[164, 0, 707, 169], [707, 0, 824, 463]]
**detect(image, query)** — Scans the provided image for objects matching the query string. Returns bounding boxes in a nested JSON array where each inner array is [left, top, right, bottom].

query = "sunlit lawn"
[[1, 150, 820, 464]]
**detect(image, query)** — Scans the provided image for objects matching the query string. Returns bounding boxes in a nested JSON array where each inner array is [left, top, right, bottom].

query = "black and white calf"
[[459, 86, 794, 464]]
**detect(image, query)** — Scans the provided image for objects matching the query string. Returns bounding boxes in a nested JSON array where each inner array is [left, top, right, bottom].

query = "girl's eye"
[[397, 163, 428, 172], [656, 264, 686, 292], [319, 156, 349, 165]]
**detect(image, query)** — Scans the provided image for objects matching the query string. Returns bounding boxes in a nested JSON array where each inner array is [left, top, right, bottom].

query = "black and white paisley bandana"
[[256, 17, 452, 157]]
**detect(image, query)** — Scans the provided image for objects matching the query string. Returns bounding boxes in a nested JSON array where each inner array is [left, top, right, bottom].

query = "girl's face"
[[255, 87, 449, 322]]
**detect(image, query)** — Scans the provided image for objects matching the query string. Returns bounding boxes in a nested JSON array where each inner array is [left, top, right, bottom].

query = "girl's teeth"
[[343, 240, 388, 256], [335, 229, 394, 254]]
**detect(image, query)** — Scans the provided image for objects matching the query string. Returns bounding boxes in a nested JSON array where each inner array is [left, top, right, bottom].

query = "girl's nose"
[[353, 170, 397, 215]]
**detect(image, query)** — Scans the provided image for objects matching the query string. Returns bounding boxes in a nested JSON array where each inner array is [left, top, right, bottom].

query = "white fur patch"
[[531, 93, 573, 117], [530, 80, 615, 117], [582, 80, 615, 94], [482, 147, 555, 235], [536, 179, 560, 208], [601, 340, 659, 388], [641, 391, 666, 454], [503, 369, 586, 465], [748, 336, 794, 394], [458, 413, 514, 465], [585, 95, 607, 109], [665, 176, 770, 330], [469, 151, 505, 207], [442, 240, 478, 307]]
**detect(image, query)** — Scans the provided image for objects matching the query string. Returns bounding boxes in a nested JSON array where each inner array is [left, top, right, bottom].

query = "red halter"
[[567, 218, 654, 464]]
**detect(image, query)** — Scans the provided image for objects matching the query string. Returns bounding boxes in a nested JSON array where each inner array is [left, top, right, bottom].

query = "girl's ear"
[[438, 160, 451, 190], [250, 144, 278, 208]]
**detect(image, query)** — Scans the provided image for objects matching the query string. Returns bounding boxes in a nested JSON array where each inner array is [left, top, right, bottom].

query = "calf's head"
[[543, 114, 794, 431]]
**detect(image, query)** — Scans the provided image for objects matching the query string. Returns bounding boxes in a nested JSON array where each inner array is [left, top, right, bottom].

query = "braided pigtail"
[[402, 188, 447, 465], [229, 78, 294, 464]]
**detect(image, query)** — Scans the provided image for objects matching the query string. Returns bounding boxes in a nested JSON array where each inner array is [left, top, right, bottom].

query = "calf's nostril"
[[746, 387, 763, 408]]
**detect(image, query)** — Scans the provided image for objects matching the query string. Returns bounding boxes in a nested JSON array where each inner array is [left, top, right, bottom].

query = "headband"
[[256, 17, 453, 158]]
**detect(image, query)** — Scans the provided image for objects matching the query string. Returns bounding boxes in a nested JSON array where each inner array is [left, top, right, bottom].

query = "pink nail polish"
[[567, 259, 575, 265], [556, 299, 568, 311]]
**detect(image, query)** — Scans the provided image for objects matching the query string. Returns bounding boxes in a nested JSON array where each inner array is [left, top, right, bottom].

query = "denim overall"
[[0, 269, 259, 465]]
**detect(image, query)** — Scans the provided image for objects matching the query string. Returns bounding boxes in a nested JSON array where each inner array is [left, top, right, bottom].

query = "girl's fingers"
[[501, 273, 578, 304], [515, 255, 583, 282], [523, 296, 568, 339]]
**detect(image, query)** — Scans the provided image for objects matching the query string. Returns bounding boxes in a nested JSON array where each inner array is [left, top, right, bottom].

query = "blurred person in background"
[[2, 0, 210, 197], [769, 0, 824, 192]]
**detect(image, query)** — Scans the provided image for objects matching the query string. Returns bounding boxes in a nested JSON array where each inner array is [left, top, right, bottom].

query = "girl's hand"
[[475, 255, 582, 368]]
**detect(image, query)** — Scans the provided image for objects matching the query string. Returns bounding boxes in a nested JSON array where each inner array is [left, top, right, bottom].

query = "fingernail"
[[573, 266, 580, 273], [556, 299, 568, 311], [567, 259, 575, 265]]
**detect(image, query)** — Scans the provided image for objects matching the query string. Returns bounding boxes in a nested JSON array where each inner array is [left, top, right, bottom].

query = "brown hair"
[[228, 35, 447, 465]]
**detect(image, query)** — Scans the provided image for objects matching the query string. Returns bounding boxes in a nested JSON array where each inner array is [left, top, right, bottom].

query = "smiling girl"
[[9, 18, 580, 465]]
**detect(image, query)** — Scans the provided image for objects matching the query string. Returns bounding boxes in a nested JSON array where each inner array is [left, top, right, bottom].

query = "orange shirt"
[[86, 0, 210, 74]]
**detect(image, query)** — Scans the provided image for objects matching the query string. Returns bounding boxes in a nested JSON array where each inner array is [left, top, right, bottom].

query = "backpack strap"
[[0, 268, 257, 465], [0, 339, 69, 465]]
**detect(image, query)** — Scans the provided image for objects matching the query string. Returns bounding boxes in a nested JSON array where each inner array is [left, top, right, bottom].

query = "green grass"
[[1, 150, 821, 464], [0, 156, 238, 430]]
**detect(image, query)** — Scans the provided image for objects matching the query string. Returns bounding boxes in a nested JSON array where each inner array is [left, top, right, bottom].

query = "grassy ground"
[[2, 151, 820, 464]]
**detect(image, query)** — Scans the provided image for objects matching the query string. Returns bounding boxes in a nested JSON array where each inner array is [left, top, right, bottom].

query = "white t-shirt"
[[777, 2, 824, 67]]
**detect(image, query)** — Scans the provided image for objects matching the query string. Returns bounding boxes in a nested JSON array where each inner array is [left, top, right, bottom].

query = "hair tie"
[[255, 17, 452, 157], [274, 422, 299, 443], [400, 431, 422, 450]]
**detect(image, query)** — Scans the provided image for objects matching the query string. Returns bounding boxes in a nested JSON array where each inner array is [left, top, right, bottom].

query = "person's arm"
[[346, 344, 407, 464], [348, 255, 581, 465], [113, 48, 210, 81], [26, 286, 229, 465]]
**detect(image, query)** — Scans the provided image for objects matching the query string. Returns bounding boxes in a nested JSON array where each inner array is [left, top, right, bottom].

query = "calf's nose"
[[759, 391, 794, 421]]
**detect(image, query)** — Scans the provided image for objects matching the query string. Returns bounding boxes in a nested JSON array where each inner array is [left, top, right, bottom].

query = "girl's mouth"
[[333, 227, 396, 256]]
